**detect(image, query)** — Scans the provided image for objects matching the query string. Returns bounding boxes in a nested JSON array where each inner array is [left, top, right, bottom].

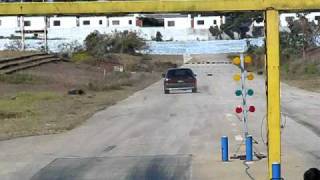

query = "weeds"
[[71, 51, 95, 64], [304, 63, 319, 75], [0, 73, 41, 84], [0, 91, 61, 119], [88, 72, 132, 91]]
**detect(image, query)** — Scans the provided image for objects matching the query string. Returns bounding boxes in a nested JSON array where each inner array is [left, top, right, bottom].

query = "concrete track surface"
[[0, 54, 319, 180]]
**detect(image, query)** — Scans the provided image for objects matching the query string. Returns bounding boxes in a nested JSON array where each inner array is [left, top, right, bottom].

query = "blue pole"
[[221, 136, 228, 161], [272, 162, 281, 180], [246, 135, 253, 161]]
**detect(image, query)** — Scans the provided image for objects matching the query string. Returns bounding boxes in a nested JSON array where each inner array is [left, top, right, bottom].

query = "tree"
[[84, 30, 147, 57], [155, 31, 163, 41], [218, 12, 263, 39], [209, 26, 223, 39], [280, 13, 320, 61]]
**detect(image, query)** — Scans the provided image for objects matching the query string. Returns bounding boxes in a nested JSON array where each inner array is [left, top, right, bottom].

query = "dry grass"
[[0, 92, 62, 139], [282, 73, 320, 93], [0, 50, 37, 59]]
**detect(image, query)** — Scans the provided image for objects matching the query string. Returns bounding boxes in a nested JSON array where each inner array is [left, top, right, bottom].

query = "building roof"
[[140, 14, 189, 19]]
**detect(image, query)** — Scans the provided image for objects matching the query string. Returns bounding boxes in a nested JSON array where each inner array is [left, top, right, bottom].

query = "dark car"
[[163, 68, 197, 94]]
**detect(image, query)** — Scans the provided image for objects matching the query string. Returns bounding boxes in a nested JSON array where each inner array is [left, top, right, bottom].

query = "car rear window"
[[167, 69, 194, 78]]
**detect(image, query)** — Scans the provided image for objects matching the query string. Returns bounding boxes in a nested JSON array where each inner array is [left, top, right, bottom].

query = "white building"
[[253, 20, 264, 27], [49, 16, 78, 28], [23, 16, 46, 31], [279, 13, 298, 27], [108, 15, 137, 29], [164, 15, 191, 29], [193, 15, 222, 29], [79, 16, 107, 27], [0, 14, 227, 42], [0, 16, 18, 28], [306, 12, 320, 25]]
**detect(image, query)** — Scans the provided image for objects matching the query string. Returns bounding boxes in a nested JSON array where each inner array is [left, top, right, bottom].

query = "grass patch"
[[0, 91, 61, 114], [304, 63, 319, 75], [0, 91, 62, 140], [88, 72, 132, 91], [71, 51, 95, 64], [0, 111, 22, 119], [0, 73, 42, 84]]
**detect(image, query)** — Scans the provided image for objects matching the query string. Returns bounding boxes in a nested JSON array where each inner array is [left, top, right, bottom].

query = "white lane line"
[[225, 113, 233, 121], [235, 135, 243, 141], [226, 113, 233, 117]]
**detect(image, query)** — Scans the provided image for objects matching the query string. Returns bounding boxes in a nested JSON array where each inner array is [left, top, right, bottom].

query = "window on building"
[[315, 16, 320, 21], [24, 21, 31, 27], [53, 20, 60, 26], [99, 20, 103, 25], [213, 20, 217, 25], [197, 20, 204, 25], [167, 21, 175, 27], [0, 20, 2, 26], [112, 20, 120, 25], [83, 20, 90, 25], [129, 20, 132, 25]]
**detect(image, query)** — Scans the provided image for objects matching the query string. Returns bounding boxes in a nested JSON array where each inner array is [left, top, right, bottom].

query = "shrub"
[[209, 26, 223, 39], [5, 40, 23, 51], [57, 40, 83, 58], [155, 31, 163, 41], [84, 31, 147, 57], [246, 45, 265, 73]]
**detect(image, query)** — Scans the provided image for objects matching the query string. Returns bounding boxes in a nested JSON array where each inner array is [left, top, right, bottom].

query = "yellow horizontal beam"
[[0, 0, 320, 15]]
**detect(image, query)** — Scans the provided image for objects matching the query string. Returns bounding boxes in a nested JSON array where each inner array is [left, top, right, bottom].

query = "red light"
[[235, 106, 243, 114], [249, 106, 255, 112]]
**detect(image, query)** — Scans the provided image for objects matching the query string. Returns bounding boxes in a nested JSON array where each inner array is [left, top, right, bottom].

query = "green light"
[[235, 89, 242, 96], [247, 89, 254, 96]]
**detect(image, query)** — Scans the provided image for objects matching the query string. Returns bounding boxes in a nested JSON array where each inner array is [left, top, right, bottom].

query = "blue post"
[[246, 135, 253, 161], [221, 136, 229, 161], [272, 162, 281, 180]]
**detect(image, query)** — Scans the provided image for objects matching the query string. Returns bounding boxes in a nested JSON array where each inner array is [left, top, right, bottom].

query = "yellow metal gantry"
[[265, 9, 281, 178], [0, 1, 320, 15], [1, 0, 319, 179]]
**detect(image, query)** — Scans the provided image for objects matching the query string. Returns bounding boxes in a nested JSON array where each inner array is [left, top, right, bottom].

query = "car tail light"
[[165, 78, 176, 83]]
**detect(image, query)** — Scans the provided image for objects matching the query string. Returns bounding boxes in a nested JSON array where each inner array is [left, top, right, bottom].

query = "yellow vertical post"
[[265, 9, 281, 179]]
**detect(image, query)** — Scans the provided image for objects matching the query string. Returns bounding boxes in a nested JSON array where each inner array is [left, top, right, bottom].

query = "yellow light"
[[233, 74, 241, 81], [232, 56, 241, 65], [247, 73, 254, 80], [244, 55, 253, 64]]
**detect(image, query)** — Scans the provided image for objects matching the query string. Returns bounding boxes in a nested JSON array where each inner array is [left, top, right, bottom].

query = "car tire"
[[192, 88, 197, 93], [164, 90, 170, 94]]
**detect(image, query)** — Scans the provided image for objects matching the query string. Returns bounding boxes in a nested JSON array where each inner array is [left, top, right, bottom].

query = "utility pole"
[[44, 16, 48, 52], [43, 0, 48, 52], [20, 0, 25, 51]]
